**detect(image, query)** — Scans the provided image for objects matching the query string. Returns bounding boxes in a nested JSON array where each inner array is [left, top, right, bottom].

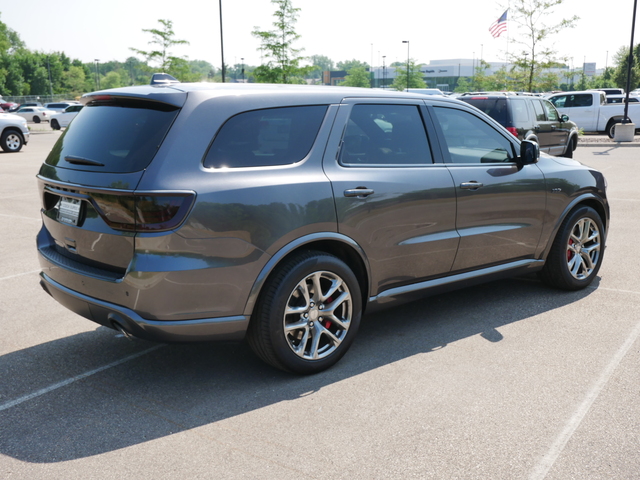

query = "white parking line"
[[529, 319, 640, 480], [0, 270, 41, 281], [0, 345, 164, 413]]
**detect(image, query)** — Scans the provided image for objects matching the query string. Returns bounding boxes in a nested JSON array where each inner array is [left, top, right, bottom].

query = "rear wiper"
[[64, 155, 105, 167]]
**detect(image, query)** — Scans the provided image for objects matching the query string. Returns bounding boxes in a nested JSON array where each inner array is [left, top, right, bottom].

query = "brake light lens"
[[506, 127, 519, 137], [92, 192, 195, 232]]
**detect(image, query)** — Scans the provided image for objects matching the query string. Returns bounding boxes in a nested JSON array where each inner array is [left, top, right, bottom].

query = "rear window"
[[459, 97, 509, 126], [45, 98, 179, 173], [204, 106, 328, 168]]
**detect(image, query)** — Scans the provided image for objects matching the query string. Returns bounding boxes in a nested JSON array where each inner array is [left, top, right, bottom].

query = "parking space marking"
[[0, 345, 164, 413], [0, 270, 41, 282], [0, 213, 40, 222], [529, 318, 640, 480]]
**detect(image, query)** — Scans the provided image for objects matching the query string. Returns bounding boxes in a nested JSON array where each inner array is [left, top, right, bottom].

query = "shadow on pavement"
[[0, 276, 597, 463]]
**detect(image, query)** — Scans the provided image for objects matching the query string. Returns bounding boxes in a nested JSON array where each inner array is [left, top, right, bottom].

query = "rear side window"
[[459, 98, 509, 125], [204, 106, 328, 168], [45, 98, 180, 173]]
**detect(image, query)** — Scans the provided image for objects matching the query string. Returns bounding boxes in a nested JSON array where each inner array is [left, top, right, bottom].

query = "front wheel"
[[247, 251, 362, 374], [0, 131, 24, 152], [51, 119, 60, 130], [539, 206, 604, 290]]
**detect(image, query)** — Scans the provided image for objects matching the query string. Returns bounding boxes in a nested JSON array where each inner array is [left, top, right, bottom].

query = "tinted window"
[[339, 104, 432, 166], [458, 97, 509, 125], [511, 99, 531, 124], [549, 95, 568, 108], [531, 100, 546, 121], [204, 106, 328, 168], [433, 107, 515, 164], [45, 98, 180, 173]]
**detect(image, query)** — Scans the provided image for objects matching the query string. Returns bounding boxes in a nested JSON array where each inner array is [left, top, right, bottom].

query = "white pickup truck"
[[547, 90, 640, 138], [0, 112, 30, 152]]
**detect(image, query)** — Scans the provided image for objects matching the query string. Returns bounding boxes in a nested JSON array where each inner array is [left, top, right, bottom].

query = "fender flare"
[[537, 193, 608, 260], [242, 232, 370, 317]]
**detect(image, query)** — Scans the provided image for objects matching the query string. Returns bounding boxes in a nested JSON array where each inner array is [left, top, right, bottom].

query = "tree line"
[[2, 0, 639, 99]]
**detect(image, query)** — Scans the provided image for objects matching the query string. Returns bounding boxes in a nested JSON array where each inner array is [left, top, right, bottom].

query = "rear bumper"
[[39, 272, 249, 343]]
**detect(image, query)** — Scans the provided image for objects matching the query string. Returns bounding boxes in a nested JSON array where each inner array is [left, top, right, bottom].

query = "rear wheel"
[[51, 119, 60, 130], [33, 116, 41, 124], [247, 251, 362, 374], [0, 130, 24, 152], [539, 206, 604, 290]]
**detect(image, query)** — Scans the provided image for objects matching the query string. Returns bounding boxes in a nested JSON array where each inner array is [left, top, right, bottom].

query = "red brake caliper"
[[567, 238, 574, 261]]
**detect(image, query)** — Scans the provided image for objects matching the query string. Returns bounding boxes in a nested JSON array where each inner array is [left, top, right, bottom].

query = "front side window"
[[531, 100, 546, 122], [204, 105, 328, 168], [432, 107, 515, 164], [550, 95, 568, 108], [339, 104, 433, 166]]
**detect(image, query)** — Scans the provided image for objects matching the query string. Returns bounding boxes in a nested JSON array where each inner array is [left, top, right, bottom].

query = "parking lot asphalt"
[[1, 131, 639, 479]]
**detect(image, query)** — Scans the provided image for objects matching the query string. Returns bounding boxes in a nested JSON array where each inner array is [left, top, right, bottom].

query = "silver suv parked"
[[37, 82, 609, 374]]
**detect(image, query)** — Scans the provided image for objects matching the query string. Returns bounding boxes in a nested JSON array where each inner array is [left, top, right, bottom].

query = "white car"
[[0, 112, 30, 152], [50, 104, 83, 130], [14, 106, 56, 124], [44, 101, 80, 113]]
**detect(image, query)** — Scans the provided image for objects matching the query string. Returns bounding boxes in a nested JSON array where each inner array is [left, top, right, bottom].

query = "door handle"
[[344, 188, 374, 198], [460, 182, 483, 190]]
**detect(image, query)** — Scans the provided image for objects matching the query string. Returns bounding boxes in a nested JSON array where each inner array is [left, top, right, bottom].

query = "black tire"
[[539, 206, 605, 290], [0, 130, 24, 152], [51, 119, 60, 130], [561, 136, 576, 158], [247, 251, 362, 374], [606, 121, 619, 139], [33, 116, 41, 124]]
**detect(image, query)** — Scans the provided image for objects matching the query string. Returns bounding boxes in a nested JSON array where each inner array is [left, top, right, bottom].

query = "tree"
[[252, 0, 312, 83], [391, 60, 426, 91], [507, 0, 578, 92], [130, 19, 191, 80], [340, 66, 371, 88], [613, 44, 640, 90], [308, 54, 334, 79], [337, 59, 369, 71]]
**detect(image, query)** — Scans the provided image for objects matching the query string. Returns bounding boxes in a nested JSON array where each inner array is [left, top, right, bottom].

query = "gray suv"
[[37, 82, 609, 374]]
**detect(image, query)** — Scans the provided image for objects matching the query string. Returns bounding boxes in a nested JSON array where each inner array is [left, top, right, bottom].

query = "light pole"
[[94, 59, 100, 90], [219, 0, 226, 83], [402, 40, 410, 91], [241, 57, 244, 82], [382, 55, 386, 89]]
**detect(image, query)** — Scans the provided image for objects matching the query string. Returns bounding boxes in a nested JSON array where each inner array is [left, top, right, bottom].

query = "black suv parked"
[[458, 94, 579, 157], [36, 82, 608, 374]]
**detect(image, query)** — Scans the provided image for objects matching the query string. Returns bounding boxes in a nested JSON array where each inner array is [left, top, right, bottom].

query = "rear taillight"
[[43, 185, 195, 232], [506, 127, 519, 137], [92, 192, 195, 232]]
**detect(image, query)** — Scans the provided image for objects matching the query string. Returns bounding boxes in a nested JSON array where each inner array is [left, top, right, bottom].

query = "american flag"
[[489, 10, 508, 38]]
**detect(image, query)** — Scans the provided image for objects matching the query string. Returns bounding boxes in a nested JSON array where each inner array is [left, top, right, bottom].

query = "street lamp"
[[402, 40, 410, 92], [241, 57, 244, 82]]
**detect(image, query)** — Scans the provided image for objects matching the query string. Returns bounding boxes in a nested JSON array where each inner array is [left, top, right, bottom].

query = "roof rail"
[[150, 73, 180, 86]]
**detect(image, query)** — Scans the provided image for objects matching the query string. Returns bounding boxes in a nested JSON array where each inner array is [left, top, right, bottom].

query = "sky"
[[1, 0, 636, 72]]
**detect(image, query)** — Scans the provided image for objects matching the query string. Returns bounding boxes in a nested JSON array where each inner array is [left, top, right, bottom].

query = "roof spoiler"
[[150, 73, 180, 86]]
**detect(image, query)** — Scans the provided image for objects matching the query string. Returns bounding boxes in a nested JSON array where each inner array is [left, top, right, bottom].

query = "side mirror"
[[519, 139, 539, 165], [561, 114, 570, 122]]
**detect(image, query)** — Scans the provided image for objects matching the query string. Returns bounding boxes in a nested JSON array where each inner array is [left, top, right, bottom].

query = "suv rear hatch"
[[37, 90, 189, 280]]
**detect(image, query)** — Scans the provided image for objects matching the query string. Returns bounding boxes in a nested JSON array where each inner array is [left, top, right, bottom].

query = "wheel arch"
[[243, 233, 371, 318], [539, 194, 608, 260], [1, 127, 25, 141]]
